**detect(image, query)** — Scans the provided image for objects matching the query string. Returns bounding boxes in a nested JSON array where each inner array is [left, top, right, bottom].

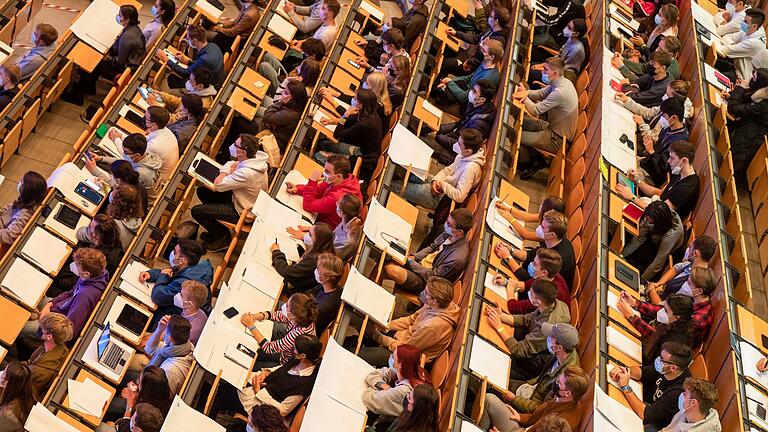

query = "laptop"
[[97, 323, 130, 374], [615, 261, 640, 291]]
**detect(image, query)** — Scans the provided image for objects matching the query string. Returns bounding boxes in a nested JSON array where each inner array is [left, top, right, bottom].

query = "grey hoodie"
[[661, 408, 722, 432], [99, 151, 163, 198], [432, 148, 486, 204]]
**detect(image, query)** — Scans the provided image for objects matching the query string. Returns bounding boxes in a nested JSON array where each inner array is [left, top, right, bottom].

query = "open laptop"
[[97, 323, 130, 374]]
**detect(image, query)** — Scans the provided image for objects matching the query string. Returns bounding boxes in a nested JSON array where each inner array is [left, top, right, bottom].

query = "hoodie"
[[50, 270, 109, 337], [451, 101, 497, 139], [215, 153, 269, 213], [661, 408, 722, 432], [100, 151, 163, 197], [433, 148, 486, 204], [27, 344, 69, 400], [149, 260, 214, 306], [382, 302, 461, 363], [295, 176, 363, 229], [76, 217, 141, 250]]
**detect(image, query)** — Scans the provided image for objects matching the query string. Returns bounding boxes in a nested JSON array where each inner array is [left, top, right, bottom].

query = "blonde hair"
[[316, 253, 344, 285], [366, 72, 392, 116], [181, 280, 208, 308], [40, 313, 73, 345]]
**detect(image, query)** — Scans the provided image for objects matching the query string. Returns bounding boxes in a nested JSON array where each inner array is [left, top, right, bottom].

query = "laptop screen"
[[615, 261, 639, 290], [97, 323, 111, 358]]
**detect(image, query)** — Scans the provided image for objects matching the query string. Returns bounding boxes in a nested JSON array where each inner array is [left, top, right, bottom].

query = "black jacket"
[[0, 86, 19, 109], [334, 112, 383, 183], [271, 249, 318, 293], [109, 25, 146, 69], [451, 101, 497, 138], [728, 86, 768, 172], [391, 3, 429, 47], [262, 101, 304, 151]]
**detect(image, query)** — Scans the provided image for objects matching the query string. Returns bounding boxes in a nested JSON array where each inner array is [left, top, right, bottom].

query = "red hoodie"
[[507, 273, 571, 315], [296, 175, 363, 229]]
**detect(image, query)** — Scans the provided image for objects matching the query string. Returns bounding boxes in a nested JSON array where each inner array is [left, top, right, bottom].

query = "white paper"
[[161, 396, 226, 432], [275, 170, 318, 223], [362, 197, 412, 263], [595, 383, 643, 431], [359, 0, 384, 21], [388, 124, 433, 180], [460, 420, 484, 432], [704, 63, 729, 92], [741, 341, 768, 391], [607, 290, 620, 311], [485, 197, 524, 249], [1, 258, 51, 308], [268, 13, 298, 41], [341, 266, 395, 326], [252, 190, 303, 233], [606, 326, 642, 362], [68, 377, 111, 417], [194, 315, 264, 388], [47, 163, 103, 214], [242, 264, 284, 300], [484, 272, 508, 300], [25, 403, 82, 432], [312, 109, 338, 132], [195, 0, 224, 21], [70, 0, 122, 52], [745, 382, 768, 429], [468, 335, 510, 389], [421, 98, 443, 119], [691, 1, 719, 36], [95, 130, 123, 158], [119, 260, 156, 309], [606, 362, 643, 395], [216, 281, 276, 338], [21, 227, 70, 274]]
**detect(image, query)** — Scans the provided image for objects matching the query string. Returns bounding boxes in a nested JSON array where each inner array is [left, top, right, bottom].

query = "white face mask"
[[535, 225, 545, 239], [116, 15, 122, 25], [467, 89, 477, 105], [725, 2, 736, 14], [229, 143, 239, 158], [280, 302, 288, 314], [563, 28, 573, 38], [661, 93, 671, 101], [169, 250, 181, 267], [671, 163, 681, 175], [69, 261, 79, 275], [185, 80, 196, 93], [655, 15, 663, 26], [173, 292, 192, 309], [314, 269, 322, 284], [684, 246, 693, 262], [246, 424, 255, 432], [31, 32, 38, 45], [453, 143, 463, 155], [678, 280, 693, 297], [303, 232, 313, 246], [658, 116, 670, 129], [656, 307, 670, 324]]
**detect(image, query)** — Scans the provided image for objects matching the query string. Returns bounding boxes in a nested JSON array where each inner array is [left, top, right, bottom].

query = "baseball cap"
[[541, 322, 579, 351]]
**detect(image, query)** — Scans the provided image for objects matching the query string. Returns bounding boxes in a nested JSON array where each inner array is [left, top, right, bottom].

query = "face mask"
[[116, 15, 122, 25], [388, 355, 395, 369], [678, 280, 693, 297], [173, 293, 191, 309], [351, 98, 358, 108], [16, 182, 21, 194], [444, 222, 454, 236], [654, 356, 667, 374], [678, 393, 687, 411], [362, 82, 370, 90], [655, 15, 663, 26], [151, 5, 158, 16], [467, 89, 476, 105], [322, 172, 331, 183], [646, 222, 655, 231], [546, 337, 557, 354], [69, 261, 79, 275], [453, 143, 463, 155], [656, 307, 670, 324], [314, 269, 322, 284], [169, 251, 178, 267], [246, 424, 255, 432], [185, 80, 196, 93], [661, 93, 671, 101], [303, 232, 313, 246], [741, 22, 749, 32], [535, 225, 545, 239], [684, 247, 693, 262], [487, 17, 494, 28], [163, 331, 171, 345], [31, 32, 37, 44], [229, 144, 239, 158], [658, 116, 670, 129], [725, 2, 736, 14], [563, 28, 573, 38], [671, 162, 681, 175], [541, 72, 550, 84], [281, 302, 288, 314], [527, 262, 537, 279], [528, 291, 542, 307]]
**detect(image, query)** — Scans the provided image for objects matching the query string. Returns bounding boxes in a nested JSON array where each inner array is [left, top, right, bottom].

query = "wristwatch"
[[620, 385, 633, 393]]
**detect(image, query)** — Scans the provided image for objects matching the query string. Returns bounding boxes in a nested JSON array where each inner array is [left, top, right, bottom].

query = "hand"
[[616, 297, 634, 318], [531, 63, 545, 71], [158, 315, 171, 329], [611, 53, 624, 68], [84, 155, 97, 172], [213, 172, 227, 185], [355, 38, 367, 47], [721, 10, 731, 21], [493, 242, 511, 260], [176, 53, 190, 64], [320, 117, 339, 126], [286, 226, 306, 240], [309, 170, 323, 182], [285, 182, 298, 194], [633, 114, 644, 125], [155, 48, 168, 62], [500, 390, 516, 402], [290, 39, 302, 50], [108, 128, 122, 141], [615, 367, 631, 387], [737, 78, 750, 89], [354, 56, 370, 68], [446, 28, 456, 36], [241, 313, 256, 328], [462, 62, 473, 72], [485, 305, 503, 329], [283, 1, 294, 12], [473, 0, 482, 8], [620, 291, 639, 308], [645, 281, 659, 292], [504, 405, 521, 422], [626, 168, 638, 182], [616, 183, 633, 200], [721, 89, 730, 100], [344, 105, 359, 117], [146, 93, 159, 106], [270, 242, 280, 252], [139, 271, 151, 282], [160, 268, 173, 276], [38, 302, 52, 320], [493, 274, 508, 286], [513, 84, 528, 100], [620, 78, 630, 86], [643, 135, 654, 153], [614, 92, 628, 103], [629, 35, 644, 46], [430, 180, 442, 195], [251, 370, 268, 390], [377, 382, 392, 390], [758, 357, 768, 373]]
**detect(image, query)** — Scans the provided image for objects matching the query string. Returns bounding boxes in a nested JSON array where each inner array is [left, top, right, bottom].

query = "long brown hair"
[[108, 185, 145, 220], [395, 384, 439, 432], [14, 171, 47, 210], [0, 362, 35, 426]]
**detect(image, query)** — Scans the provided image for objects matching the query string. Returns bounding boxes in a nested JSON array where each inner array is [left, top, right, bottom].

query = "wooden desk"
[[56, 410, 93, 432], [698, 0, 718, 15], [412, 97, 442, 132], [227, 86, 262, 121], [737, 304, 768, 350], [386, 192, 419, 227], [607, 251, 640, 293], [63, 370, 116, 427], [607, 285, 641, 337], [609, 192, 625, 223], [338, 48, 366, 80], [477, 302, 512, 354], [115, 116, 145, 136], [311, 106, 340, 142], [258, 31, 288, 61], [0, 295, 28, 344], [67, 41, 102, 73], [489, 236, 514, 278], [295, 152, 323, 178], [346, 33, 366, 57], [445, 0, 472, 17], [498, 180, 530, 213], [112, 0, 142, 9], [239, 67, 271, 100], [328, 67, 360, 97], [436, 21, 461, 52]]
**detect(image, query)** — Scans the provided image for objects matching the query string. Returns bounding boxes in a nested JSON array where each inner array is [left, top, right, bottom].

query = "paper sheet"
[[359, 0, 384, 21], [268, 13, 298, 41], [70, 0, 122, 52], [196, 0, 224, 21], [422, 98, 443, 119], [161, 396, 226, 432], [312, 109, 338, 132], [341, 266, 395, 326], [96, 130, 123, 158], [484, 272, 508, 300], [362, 197, 412, 263], [43, 202, 90, 245], [606, 361, 643, 395], [275, 170, 318, 223], [704, 63, 728, 91], [606, 326, 642, 362], [460, 420, 484, 431], [1, 258, 51, 308], [25, 403, 82, 432], [21, 227, 70, 274], [253, 190, 304, 232], [745, 382, 768, 429], [194, 315, 263, 388], [468, 335, 510, 389], [741, 340, 768, 390], [68, 378, 111, 417], [216, 282, 276, 338], [119, 260, 156, 308], [388, 124, 433, 180], [485, 197, 524, 249], [242, 263, 284, 300], [595, 383, 643, 431]]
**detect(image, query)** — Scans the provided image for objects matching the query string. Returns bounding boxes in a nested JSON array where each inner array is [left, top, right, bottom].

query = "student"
[[494, 210, 576, 287], [191, 134, 269, 251], [610, 341, 692, 431], [662, 377, 722, 431], [620, 293, 694, 366], [637, 98, 690, 188], [0, 362, 34, 432], [0, 171, 46, 246], [484, 279, 571, 380], [109, 366, 173, 423], [530, 19, 588, 80], [308, 253, 344, 333], [238, 335, 320, 417], [616, 79, 692, 144], [261, 80, 309, 151], [121, 403, 164, 432], [714, 0, 748, 37], [361, 276, 460, 367], [206, 0, 260, 51], [399, 128, 485, 209], [441, 5, 510, 78], [166, 93, 205, 150], [272, 223, 334, 293], [646, 235, 717, 305], [87, 133, 162, 199], [480, 366, 590, 432], [621, 50, 674, 108], [363, 72, 394, 133], [150, 68, 217, 119], [94, 159, 150, 212], [259, 37, 325, 93], [0, 65, 20, 109], [285, 155, 363, 229], [332, 193, 362, 261], [622, 200, 685, 282], [531, 0, 586, 56], [144, 316, 194, 394], [247, 404, 288, 432], [385, 55, 410, 109], [109, 106, 179, 182], [495, 196, 566, 242], [388, 0, 429, 47], [618, 141, 700, 221], [143, 0, 176, 48], [25, 313, 72, 400], [155, 24, 224, 88], [383, 208, 473, 294], [283, 0, 324, 35], [362, 344, 430, 417], [355, 29, 409, 74], [436, 39, 502, 108], [724, 68, 768, 173], [260, 58, 320, 120], [240, 293, 318, 366], [718, 9, 767, 80], [630, 4, 679, 55], [174, 280, 209, 345], [512, 58, 578, 179], [140, 239, 213, 311], [496, 248, 570, 315], [16, 23, 58, 81], [375, 384, 440, 432], [78, 186, 144, 249], [613, 36, 682, 81]]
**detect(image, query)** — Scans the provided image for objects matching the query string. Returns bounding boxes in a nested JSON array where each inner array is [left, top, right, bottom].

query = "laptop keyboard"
[[103, 344, 125, 369]]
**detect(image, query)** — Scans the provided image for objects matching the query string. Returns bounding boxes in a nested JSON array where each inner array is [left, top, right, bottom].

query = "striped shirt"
[[629, 300, 713, 348], [260, 310, 316, 364]]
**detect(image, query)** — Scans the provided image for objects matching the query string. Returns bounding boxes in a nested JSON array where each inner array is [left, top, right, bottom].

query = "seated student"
[[26, 248, 108, 339], [238, 335, 321, 418], [397, 128, 485, 210], [0, 362, 35, 431], [362, 344, 431, 417], [16, 23, 58, 81], [530, 19, 589, 83], [166, 93, 205, 150], [434, 39, 502, 109], [512, 58, 578, 179], [332, 193, 362, 261], [283, 0, 324, 35], [143, 315, 194, 394], [259, 58, 320, 121], [273, 223, 334, 293], [382, 208, 473, 294], [0, 65, 20, 111], [637, 98, 690, 188], [25, 313, 72, 400], [494, 210, 576, 287], [717, 9, 766, 80], [646, 235, 717, 305], [387, 0, 429, 48], [260, 80, 309, 151], [663, 377, 722, 431], [149, 68, 217, 120], [305, 254, 342, 332], [63, 5, 146, 105], [619, 50, 674, 108], [108, 366, 173, 423], [191, 134, 269, 251], [140, 239, 212, 311], [484, 279, 571, 380], [109, 106, 179, 182], [240, 292, 318, 366], [0, 171, 46, 247], [155, 24, 225, 89], [724, 68, 768, 174], [385, 55, 410, 110], [319, 70, 392, 132], [630, 4, 679, 56], [78, 186, 145, 249], [622, 201, 685, 282], [441, 5, 510, 78], [616, 80, 691, 145], [285, 155, 363, 229], [174, 280, 208, 345], [143, 0, 175, 48], [495, 196, 566, 243], [206, 0, 260, 52], [496, 248, 570, 315], [361, 276, 460, 367], [618, 141, 700, 221], [86, 133, 162, 199], [530, 0, 585, 59], [481, 366, 590, 432], [119, 403, 165, 432], [259, 37, 325, 94], [714, 0, 748, 37], [424, 80, 496, 166], [248, 404, 288, 432], [355, 28, 409, 75], [373, 384, 439, 432], [613, 35, 682, 81], [610, 341, 692, 431]]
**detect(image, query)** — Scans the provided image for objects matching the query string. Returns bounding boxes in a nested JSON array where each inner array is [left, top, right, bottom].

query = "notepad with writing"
[[1, 258, 51, 308], [341, 266, 395, 326], [485, 197, 524, 249], [21, 227, 70, 275], [484, 272, 508, 300], [119, 260, 156, 309]]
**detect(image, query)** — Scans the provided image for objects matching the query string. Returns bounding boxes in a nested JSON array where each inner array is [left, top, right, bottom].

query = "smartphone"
[[347, 59, 360, 69], [74, 181, 104, 205], [223, 306, 239, 319], [84, 150, 93, 161], [138, 86, 150, 99]]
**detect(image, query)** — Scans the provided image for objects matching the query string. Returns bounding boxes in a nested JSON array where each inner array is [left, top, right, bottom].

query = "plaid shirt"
[[628, 300, 713, 348]]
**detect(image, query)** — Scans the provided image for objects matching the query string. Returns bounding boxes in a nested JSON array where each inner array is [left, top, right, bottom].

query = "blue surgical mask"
[[527, 262, 537, 278], [388, 355, 395, 369], [654, 356, 666, 374], [115, 15, 122, 25], [303, 232, 313, 246], [31, 32, 37, 45], [562, 28, 573, 38], [655, 15, 663, 26], [546, 337, 557, 354], [541, 72, 550, 84], [151, 5, 158, 17], [741, 22, 749, 32], [163, 331, 171, 345], [678, 393, 687, 411], [444, 223, 453, 236], [656, 307, 670, 324], [362, 82, 370, 90], [169, 250, 176, 266]]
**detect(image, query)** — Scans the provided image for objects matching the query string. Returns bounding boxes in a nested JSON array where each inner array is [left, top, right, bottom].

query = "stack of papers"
[[21, 227, 70, 274], [468, 335, 510, 389], [268, 13, 298, 41], [594, 383, 643, 431], [341, 266, 395, 326], [362, 197, 412, 263], [388, 124, 433, 180], [606, 326, 642, 362], [195, 0, 225, 21], [275, 170, 318, 223], [25, 403, 82, 432], [70, 0, 122, 52], [1, 258, 51, 308], [485, 197, 524, 249], [194, 313, 264, 388], [119, 260, 156, 309], [161, 396, 225, 432], [67, 378, 111, 417]]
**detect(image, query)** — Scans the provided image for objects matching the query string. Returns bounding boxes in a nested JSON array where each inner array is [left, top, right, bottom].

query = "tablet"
[[193, 158, 220, 184], [116, 304, 149, 337], [54, 204, 81, 230]]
